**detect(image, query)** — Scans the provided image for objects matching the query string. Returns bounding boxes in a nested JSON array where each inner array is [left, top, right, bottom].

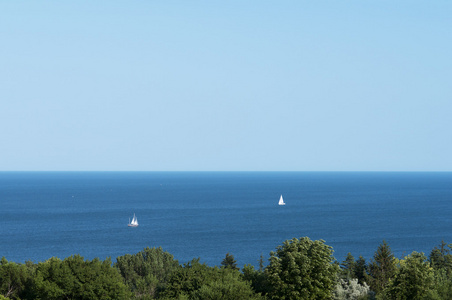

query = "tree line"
[[1, 237, 452, 299]]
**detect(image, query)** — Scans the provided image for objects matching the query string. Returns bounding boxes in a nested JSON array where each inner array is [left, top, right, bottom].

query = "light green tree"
[[115, 247, 179, 299], [265, 237, 339, 300], [430, 268, 452, 300]]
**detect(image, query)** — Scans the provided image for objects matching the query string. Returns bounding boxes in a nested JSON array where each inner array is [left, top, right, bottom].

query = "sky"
[[1, 1, 451, 171]]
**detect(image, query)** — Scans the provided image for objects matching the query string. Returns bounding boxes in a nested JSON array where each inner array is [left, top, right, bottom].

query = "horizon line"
[[0, 170, 451, 173]]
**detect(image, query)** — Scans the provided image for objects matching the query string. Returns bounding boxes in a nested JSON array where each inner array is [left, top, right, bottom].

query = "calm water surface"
[[1, 172, 451, 267]]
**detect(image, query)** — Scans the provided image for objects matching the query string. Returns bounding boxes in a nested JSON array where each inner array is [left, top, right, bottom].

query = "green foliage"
[[265, 237, 339, 300], [4, 239, 452, 299], [258, 253, 265, 272], [425, 241, 452, 299], [341, 253, 357, 279], [0, 257, 30, 300], [115, 247, 179, 299], [30, 255, 130, 300], [241, 253, 269, 295], [354, 256, 367, 285], [429, 240, 452, 275], [366, 240, 396, 294], [242, 264, 268, 296], [161, 258, 217, 299], [191, 268, 263, 300], [429, 268, 452, 299], [384, 251, 435, 300], [221, 253, 239, 270], [162, 258, 261, 299]]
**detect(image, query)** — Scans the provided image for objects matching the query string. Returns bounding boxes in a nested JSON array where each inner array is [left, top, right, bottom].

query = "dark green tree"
[[161, 258, 216, 299], [242, 264, 268, 296], [115, 247, 179, 299], [265, 237, 339, 300], [353, 255, 367, 285], [384, 251, 435, 299], [221, 253, 239, 270], [258, 253, 265, 272], [30, 255, 130, 300], [0, 257, 30, 300], [366, 240, 396, 295], [191, 268, 263, 300], [426, 241, 452, 299], [429, 240, 452, 275], [162, 258, 261, 299], [340, 253, 356, 279]]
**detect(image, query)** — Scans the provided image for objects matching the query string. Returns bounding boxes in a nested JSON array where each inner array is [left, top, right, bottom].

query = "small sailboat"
[[278, 195, 286, 206], [128, 213, 139, 227]]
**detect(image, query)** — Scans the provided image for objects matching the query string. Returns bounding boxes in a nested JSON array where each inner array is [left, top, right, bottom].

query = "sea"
[[0, 172, 451, 268]]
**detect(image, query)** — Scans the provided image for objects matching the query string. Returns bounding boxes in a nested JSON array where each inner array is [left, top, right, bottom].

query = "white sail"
[[128, 213, 139, 227], [278, 195, 285, 205]]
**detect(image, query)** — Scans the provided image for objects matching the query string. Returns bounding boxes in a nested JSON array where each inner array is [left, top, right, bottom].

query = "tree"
[[30, 255, 130, 300], [366, 240, 396, 294], [191, 268, 263, 300], [384, 252, 435, 300], [265, 237, 339, 299], [429, 240, 452, 275], [341, 253, 357, 279], [221, 253, 239, 270], [161, 258, 216, 299], [258, 253, 265, 272], [430, 268, 452, 300], [162, 258, 261, 299], [242, 264, 268, 296], [427, 241, 452, 299], [0, 257, 30, 300], [353, 256, 367, 285], [115, 247, 179, 299]]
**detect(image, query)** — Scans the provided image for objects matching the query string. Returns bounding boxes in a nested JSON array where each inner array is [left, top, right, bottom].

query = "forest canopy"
[[1, 238, 452, 299]]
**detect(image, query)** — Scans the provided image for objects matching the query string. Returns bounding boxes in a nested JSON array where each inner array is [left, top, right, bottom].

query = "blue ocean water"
[[0, 172, 451, 268]]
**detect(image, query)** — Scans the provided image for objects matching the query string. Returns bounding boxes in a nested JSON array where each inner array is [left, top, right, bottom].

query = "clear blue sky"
[[1, 1, 451, 171]]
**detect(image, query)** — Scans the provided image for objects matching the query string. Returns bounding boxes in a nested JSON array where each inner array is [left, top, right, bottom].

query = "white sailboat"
[[128, 213, 139, 227], [278, 195, 286, 205]]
